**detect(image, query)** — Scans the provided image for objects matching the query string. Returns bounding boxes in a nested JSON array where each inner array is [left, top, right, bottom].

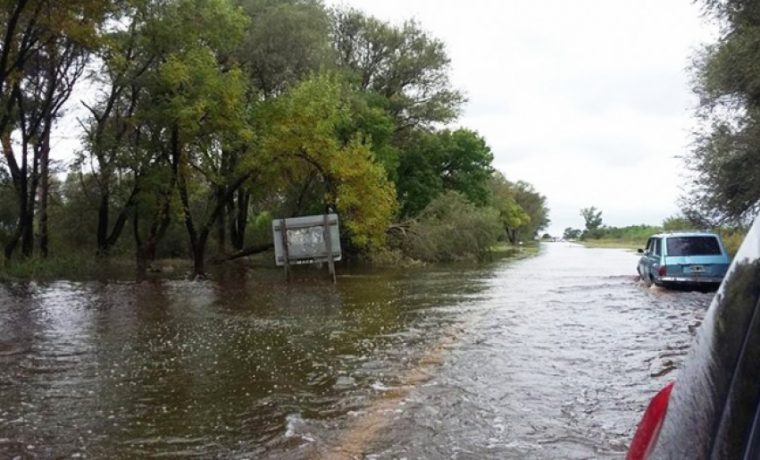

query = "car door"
[[650, 238, 662, 279], [640, 238, 654, 276], [642, 238, 660, 280]]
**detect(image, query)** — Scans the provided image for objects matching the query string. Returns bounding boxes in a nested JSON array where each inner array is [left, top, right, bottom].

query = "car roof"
[[649, 231, 721, 239]]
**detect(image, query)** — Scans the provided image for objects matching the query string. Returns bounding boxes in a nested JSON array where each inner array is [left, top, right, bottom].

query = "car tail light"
[[627, 382, 674, 460], [658, 266, 667, 277]]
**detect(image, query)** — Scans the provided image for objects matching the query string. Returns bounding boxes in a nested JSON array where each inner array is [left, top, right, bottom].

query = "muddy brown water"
[[0, 244, 713, 458]]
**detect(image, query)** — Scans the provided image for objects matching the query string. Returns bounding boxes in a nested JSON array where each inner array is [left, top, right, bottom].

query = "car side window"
[[646, 238, 653, 253], [654, 238, 661, 256]]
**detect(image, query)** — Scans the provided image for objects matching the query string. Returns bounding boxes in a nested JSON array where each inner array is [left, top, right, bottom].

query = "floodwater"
[[0, 244, 713, 458]]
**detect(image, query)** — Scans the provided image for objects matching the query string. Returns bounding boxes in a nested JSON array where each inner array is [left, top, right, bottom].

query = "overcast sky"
[[325, 0, 717, 235]]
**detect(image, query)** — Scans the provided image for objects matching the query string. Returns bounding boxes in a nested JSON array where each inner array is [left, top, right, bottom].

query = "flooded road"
[[0, 244, 713, 458]]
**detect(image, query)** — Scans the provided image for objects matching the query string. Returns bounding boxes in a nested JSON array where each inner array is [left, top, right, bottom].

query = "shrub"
[[400, 191, 501, 262]]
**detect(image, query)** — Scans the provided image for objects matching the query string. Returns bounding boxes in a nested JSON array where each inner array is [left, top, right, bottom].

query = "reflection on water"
[[0, 244, 712, 458]]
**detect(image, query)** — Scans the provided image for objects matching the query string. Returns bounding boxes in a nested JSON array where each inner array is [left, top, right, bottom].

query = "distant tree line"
[[565, 207, 697, 243], [565, 206, 745, 256], [0, 0, 549, 278]]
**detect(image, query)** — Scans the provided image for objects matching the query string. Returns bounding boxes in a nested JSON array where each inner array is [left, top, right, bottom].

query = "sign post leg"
[[323, 214, 336, 284], [281, 218, 290, 282]]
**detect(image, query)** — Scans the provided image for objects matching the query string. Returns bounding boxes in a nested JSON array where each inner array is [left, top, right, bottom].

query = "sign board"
[[272, 213, 341, 267]]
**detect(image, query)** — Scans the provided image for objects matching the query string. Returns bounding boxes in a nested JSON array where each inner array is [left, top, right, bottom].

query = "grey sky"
[[326, 0, 717, 235]]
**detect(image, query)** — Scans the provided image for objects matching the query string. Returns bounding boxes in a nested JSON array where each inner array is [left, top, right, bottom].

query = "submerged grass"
[[491, 242, 540, 259], [0, 255, 192, 282], [0, 254, 108, 281], [0, 242, 541, 282]]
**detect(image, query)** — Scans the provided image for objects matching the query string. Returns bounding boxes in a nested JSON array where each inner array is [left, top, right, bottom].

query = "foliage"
[[400, 191, 501, 263], [685, 1, 760, 224], [563, 228, 582, 240], [0, 0, 549, 279], [331, 8, 465, 131], [593, 224, 661, 242], [236, 0, 332, 96], [662, 215, 700, 232], [261, 74, 397, 250], [718, 228, 747, 257], [580, 206, 603, 231], [511, 181, 550, 241], [487, 172, 531, 243], [396, 128, 494, 217]]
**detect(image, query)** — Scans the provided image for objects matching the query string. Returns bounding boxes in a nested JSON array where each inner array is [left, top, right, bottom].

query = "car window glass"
[[646, 238, 653, 253], [666, 236, 722, 256], [654, 238, 661, 256]]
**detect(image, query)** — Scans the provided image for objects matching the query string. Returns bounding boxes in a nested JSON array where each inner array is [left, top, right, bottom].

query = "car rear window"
[[666, 236, 722, 256]]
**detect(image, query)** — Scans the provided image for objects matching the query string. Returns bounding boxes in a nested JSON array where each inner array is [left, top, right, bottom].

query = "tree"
[[512, 181, 549, 241], [487, 171, 530, 244], [147, 0, 249, 278], [260, 74, 397, 251], [685, 0, 760, 224], [563, 227, 582, 240], [662, 215, 698, 232], [79, 1, 154, 256], [580, 206, 604, 240], [580, 206, 603, 231], [331, 8, 464, 132], [218, 0, 332, 252], [1, 0, 110, 260], [236, 0, 331, 96], [396, 128, 494, 217], [77, 0, 251, 277]]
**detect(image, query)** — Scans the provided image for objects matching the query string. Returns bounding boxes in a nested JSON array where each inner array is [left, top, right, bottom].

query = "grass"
[[0, 242, 543, 281], [577, 239, 645, 251], [0, 254, 109, 281], [491, 242, 540, 259], [0, 254, 191, 282]]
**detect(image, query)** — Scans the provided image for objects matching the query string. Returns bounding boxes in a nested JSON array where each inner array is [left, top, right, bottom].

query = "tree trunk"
[[230, 189, 249, 251], [20, 140, 35, 258], [193, 233, 208, 279], [216, 186, 226, 253], [134, 213, 148, 282], [97, 191, 109, 254], [173, 127, 205, 279], [39, 128, 50, 257]]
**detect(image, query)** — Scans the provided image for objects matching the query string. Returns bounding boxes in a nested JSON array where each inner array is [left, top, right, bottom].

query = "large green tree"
[[488, 172, 530, 244], [331, 8, 464, 132], [686, 0, 760, 224], [396, 128, 494, 217], [236, 0, 331, 96], [220, 0, 333, 251], [511, 181, 549, 241], [260, 74, 397, 251]]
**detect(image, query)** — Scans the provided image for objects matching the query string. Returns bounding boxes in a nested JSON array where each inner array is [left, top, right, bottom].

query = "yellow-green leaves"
[[261, 74, 397, 250], [331, 139, 396, 250]]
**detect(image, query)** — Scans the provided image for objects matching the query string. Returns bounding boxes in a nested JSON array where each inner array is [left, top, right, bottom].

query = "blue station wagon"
[[636, 232, 730, 288]]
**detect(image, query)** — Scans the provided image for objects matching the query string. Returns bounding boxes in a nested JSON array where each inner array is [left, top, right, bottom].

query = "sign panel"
[[272, 214, 341, 266]]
